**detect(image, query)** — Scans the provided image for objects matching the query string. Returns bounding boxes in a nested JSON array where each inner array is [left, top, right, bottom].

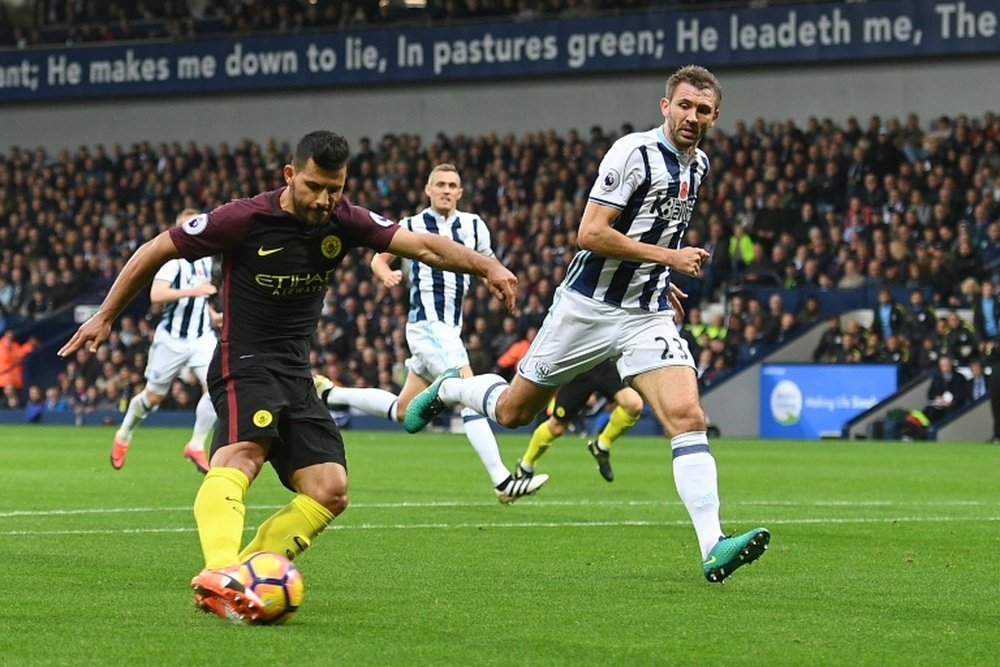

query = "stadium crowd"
[[2, 107, 999, 418]]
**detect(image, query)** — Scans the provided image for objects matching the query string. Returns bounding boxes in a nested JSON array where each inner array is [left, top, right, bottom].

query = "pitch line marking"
[[3, 515, 1000, 536], [0, 499, 992, 519]]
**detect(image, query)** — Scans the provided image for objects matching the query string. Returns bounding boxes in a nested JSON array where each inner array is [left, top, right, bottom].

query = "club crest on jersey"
[[182, 213, 208, 236], [600, 169, 620, 192], [253, 410, 273, 427], [321, 235, 342, 259]]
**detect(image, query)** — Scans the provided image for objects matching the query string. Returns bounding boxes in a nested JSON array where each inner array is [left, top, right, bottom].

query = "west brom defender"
[[59, 131, 518, 622], [110, 208, 219, 474], [316, 163, 547, 503], [405, 66, 770, 583]]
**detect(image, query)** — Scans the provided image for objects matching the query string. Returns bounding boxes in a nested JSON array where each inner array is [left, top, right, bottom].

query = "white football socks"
[[188, 391, 216, 450], [438, 374, 508, 423], [671, 431, 723, 558], [461, 408, 511, 486], [116, 392, 153, 442], [326, 385, 399, 421]]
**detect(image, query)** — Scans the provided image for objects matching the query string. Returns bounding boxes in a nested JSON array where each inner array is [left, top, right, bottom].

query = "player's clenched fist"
[[485, 261, 518, 313], [668, 246, 710, 277]]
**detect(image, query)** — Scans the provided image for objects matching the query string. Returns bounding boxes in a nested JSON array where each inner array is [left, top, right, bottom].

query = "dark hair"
[[666, 64, 722, 108], [293, 130, 350, 171]]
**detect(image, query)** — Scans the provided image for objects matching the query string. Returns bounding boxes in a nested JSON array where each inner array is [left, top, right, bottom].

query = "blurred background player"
[[316, 163, 548, 503], [110, 208, 219, 473], [515, 359, 643, 482]]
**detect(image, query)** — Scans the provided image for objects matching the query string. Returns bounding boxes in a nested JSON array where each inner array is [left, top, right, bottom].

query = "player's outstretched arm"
[[58, 231, 182, 357], [149, 278, 216, 305], [578, 201, 709, 277], [387, 227, 517, 311]]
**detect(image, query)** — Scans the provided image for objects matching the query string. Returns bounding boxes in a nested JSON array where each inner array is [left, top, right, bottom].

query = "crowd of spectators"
[[4, 0, 702, 49], [2, 105, 999, 418]]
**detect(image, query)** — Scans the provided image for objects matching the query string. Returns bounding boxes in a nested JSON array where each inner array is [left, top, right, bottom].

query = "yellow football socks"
[[193, 467, 250, 570], [238, 493, 335, 562], [522, 421, 556, 467], [597, 405, 639, 449]]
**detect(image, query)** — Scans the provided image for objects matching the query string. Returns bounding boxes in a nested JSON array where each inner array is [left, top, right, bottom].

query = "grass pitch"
[[2, 424, 998, 666]]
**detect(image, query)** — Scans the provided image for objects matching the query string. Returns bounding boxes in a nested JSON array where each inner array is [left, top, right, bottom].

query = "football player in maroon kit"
[[59, 130, 517, 622]]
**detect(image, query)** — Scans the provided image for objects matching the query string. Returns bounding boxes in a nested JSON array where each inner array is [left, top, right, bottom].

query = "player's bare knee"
[[210, 446, 265, 482], [620, 395, 644, 417], [217, 459, 260, 484], [303, 486, 348, 516], [144, 391, 166, 407], [548, 419, 567, 437], [661, 403, 706, 435], [323, 492, 349, 517], [673, 411, 706, 434]]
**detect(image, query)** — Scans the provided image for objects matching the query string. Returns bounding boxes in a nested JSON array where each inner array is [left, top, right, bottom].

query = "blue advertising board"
[[0, 0, 998, 103], [760, 364, 898, 439]]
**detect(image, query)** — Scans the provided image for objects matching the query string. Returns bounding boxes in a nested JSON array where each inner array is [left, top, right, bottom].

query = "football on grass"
[[239, 551, 303, 624]]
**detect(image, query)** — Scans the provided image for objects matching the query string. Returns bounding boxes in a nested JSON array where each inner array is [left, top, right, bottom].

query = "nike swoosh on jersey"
[[257, 246, 284, 256]]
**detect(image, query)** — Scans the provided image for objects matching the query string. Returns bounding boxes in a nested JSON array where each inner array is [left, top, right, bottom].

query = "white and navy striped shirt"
[[565, 127, 709, 312], [153, 257, 215, 339], [401, 207, 494, 328]]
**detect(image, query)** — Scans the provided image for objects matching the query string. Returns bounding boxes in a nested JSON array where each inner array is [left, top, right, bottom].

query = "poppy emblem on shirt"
[[183, 213, 208, 236], [321, 235, 342, 259], [679, 181, 689, 200]]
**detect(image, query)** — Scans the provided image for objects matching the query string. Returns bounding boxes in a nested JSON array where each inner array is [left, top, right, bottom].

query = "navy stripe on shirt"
[[450, 223, 464, 326], [422, 212, 447, 322], [406, 217, 426, 322], [602, 146, 654, 305]]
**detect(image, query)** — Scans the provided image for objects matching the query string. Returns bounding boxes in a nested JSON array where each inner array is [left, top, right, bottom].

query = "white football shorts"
[[144, 329, 217, 394], [404, 319, 472, 382], [517, 286, 693, 387]]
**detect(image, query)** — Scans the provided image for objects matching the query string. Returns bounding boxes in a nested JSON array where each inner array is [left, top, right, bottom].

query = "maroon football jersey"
[[169, 189, 398, 376]]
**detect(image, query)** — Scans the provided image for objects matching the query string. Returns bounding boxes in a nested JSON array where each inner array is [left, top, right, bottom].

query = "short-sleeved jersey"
[[152, 257, 215, 340], [564, 127, 709, 312], [401, 207, 493, 329], [170, 190, 398, 376]]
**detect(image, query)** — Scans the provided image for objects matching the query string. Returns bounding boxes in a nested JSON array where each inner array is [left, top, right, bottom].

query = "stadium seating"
[[1, 106, 997, 423]]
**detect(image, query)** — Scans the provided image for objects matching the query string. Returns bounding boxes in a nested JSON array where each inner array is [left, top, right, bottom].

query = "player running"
[[403, 66, 770, 583], [315, 163, 547, 503]]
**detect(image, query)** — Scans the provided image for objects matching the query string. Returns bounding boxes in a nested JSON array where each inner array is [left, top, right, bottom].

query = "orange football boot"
[[182, 444, 210, 474], [191, 567, 266, 624], [109, 437, 129, 470]]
